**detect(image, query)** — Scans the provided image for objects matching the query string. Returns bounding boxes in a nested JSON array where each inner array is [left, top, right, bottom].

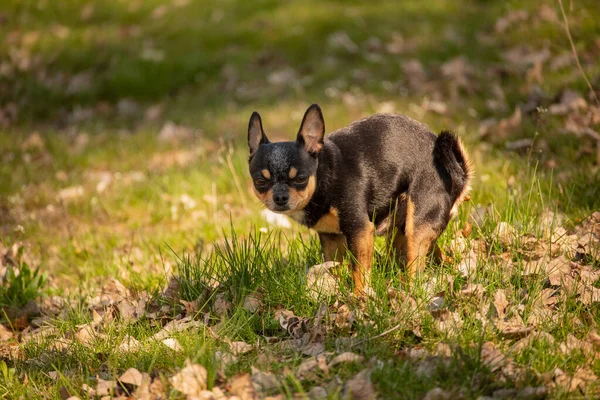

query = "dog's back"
[[322, 113, 470, 225]]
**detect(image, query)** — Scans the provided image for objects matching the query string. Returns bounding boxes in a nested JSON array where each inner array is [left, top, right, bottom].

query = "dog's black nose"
[[273, 193, 289, 206]]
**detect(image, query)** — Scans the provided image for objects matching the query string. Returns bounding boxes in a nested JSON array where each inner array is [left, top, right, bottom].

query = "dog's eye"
[[254, 178, 267, 187], [293, 176, 308, 185]]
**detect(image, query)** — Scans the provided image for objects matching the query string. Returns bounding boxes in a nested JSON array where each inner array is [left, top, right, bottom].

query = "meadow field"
[[1, 0, 600, 398]]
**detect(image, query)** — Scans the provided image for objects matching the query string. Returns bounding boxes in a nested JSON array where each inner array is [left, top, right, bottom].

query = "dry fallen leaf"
[[493, 289, 509, 319], [297, 358, 319, 380], [458, 283, 484, 299], [457, 250, 478, 278], [328, 352, 365, 368], [229, 373, 258, 400], [559, 334, 596, 359], [169, 359, 208, 397], [251, 367, 279, 392], [481, 342, 507, 372], [342, 369, 376, 400], [0, 325, 13, 341], [119, 367, 143, 386], [494, 222, 517, 246], [243, 294, 262, 313], [213, 293, 232, 317], [162, 338, 183, 352], [423, 387, 453, 400], [74, 324, 96, 346], [495, 9, 529, 33], [119, 335, 141, 353], [229, 341, 253, 356], [306, 262, 340, 301], [95, 377, 117, 396]]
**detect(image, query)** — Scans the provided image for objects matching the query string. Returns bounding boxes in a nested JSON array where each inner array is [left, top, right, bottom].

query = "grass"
[[1, 0, 600, 398]]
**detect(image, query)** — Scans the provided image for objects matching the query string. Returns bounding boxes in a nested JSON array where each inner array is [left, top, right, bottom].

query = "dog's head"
[[247, 104, 325, 214]]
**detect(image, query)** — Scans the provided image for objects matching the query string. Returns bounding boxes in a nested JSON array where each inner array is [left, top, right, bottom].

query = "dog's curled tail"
[[433, 130, 474, 218]]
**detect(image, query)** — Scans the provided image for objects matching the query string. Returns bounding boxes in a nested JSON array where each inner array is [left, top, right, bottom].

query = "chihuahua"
[[247, 104, 472, 295]]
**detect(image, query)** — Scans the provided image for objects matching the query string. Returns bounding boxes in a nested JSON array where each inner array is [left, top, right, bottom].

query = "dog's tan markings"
[[261, 169, 271, 180], [348, 222, 375, 296], [405, 196, 442, 277], [313, 207, 341, 234], [319, 233, 346, 263], [288, 167, 297, 179], [287, 175, 316, 210], [252, 186, 274, 209]]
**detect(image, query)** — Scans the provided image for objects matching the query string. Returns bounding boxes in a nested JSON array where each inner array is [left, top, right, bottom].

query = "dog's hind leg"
[[385, 194, 408, 264], [404, 195, 446, 277], [319, 233, 347, 263]]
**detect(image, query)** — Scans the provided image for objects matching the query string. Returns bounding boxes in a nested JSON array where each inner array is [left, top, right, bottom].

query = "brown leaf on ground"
[[161, 338, 182, 352], [587, 331, 600, 349], [228, 341, 253, 356], [401, 59, 426, 89], [547, 256, 573, 286], [481, 342, 507, 372], [229, 373, 258, 400], [578, 285, 600, 305], [215, 350, 238, 369], [251, 367, 279, 392], [95, 377, 117, 396], [297, 358, 319, 380], [180, 296, 205, 316], [494, 222, 517, 246], [573, 366, 598, 390], [151, 317, 201, 341], [493, 289, 509, 319], [118, 298, 146, 323], [495, 314, 533, 339], [169, 359, 208, 396], [342, 369, 376, 400], [213, 293, 232, 317], [243, 294, 263, 313], [559, 334, 597, 359], [423, 387, 453, 400], [161, 276, 180, 302], [510, 331, 555, 353], [119, 367, 143, 386], [119, 335, 141, 353], [576, 265, 600, 286], [457, 250, 478, 278], [434, 310, 464, 335], [572, 213, 600, 258], [549, 89, 588, 115], [458, 283, 485, 300], [306, 262, 340, 301], [495, 9, 529, 33], [74, 324, 96, 346], [0, 325, 13, 341], [502, 46, 550, 68], [554, 366, 598, 392], [329, 352, 365, 368]]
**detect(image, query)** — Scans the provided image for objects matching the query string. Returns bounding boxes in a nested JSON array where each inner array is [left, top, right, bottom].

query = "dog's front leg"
[[345, 221, 375, 296]]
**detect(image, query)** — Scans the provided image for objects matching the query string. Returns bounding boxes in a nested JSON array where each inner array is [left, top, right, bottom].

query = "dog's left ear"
[[248, 112, 269, 158], [297, 104, 325, 154]]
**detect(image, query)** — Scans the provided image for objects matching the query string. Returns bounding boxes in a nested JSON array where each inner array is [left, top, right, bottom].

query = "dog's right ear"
[[248, 112, 269, 158]]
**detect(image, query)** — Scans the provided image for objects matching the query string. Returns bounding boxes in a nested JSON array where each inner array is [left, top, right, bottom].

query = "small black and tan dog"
[[247, 104, 472, 295]]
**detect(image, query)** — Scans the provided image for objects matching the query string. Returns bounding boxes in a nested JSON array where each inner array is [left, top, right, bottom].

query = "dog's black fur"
[[248, 104, 472, 295]]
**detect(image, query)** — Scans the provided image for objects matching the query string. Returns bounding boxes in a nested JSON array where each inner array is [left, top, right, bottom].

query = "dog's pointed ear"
[[248, 112, 269, 158], [297, 104, 325, 154]]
